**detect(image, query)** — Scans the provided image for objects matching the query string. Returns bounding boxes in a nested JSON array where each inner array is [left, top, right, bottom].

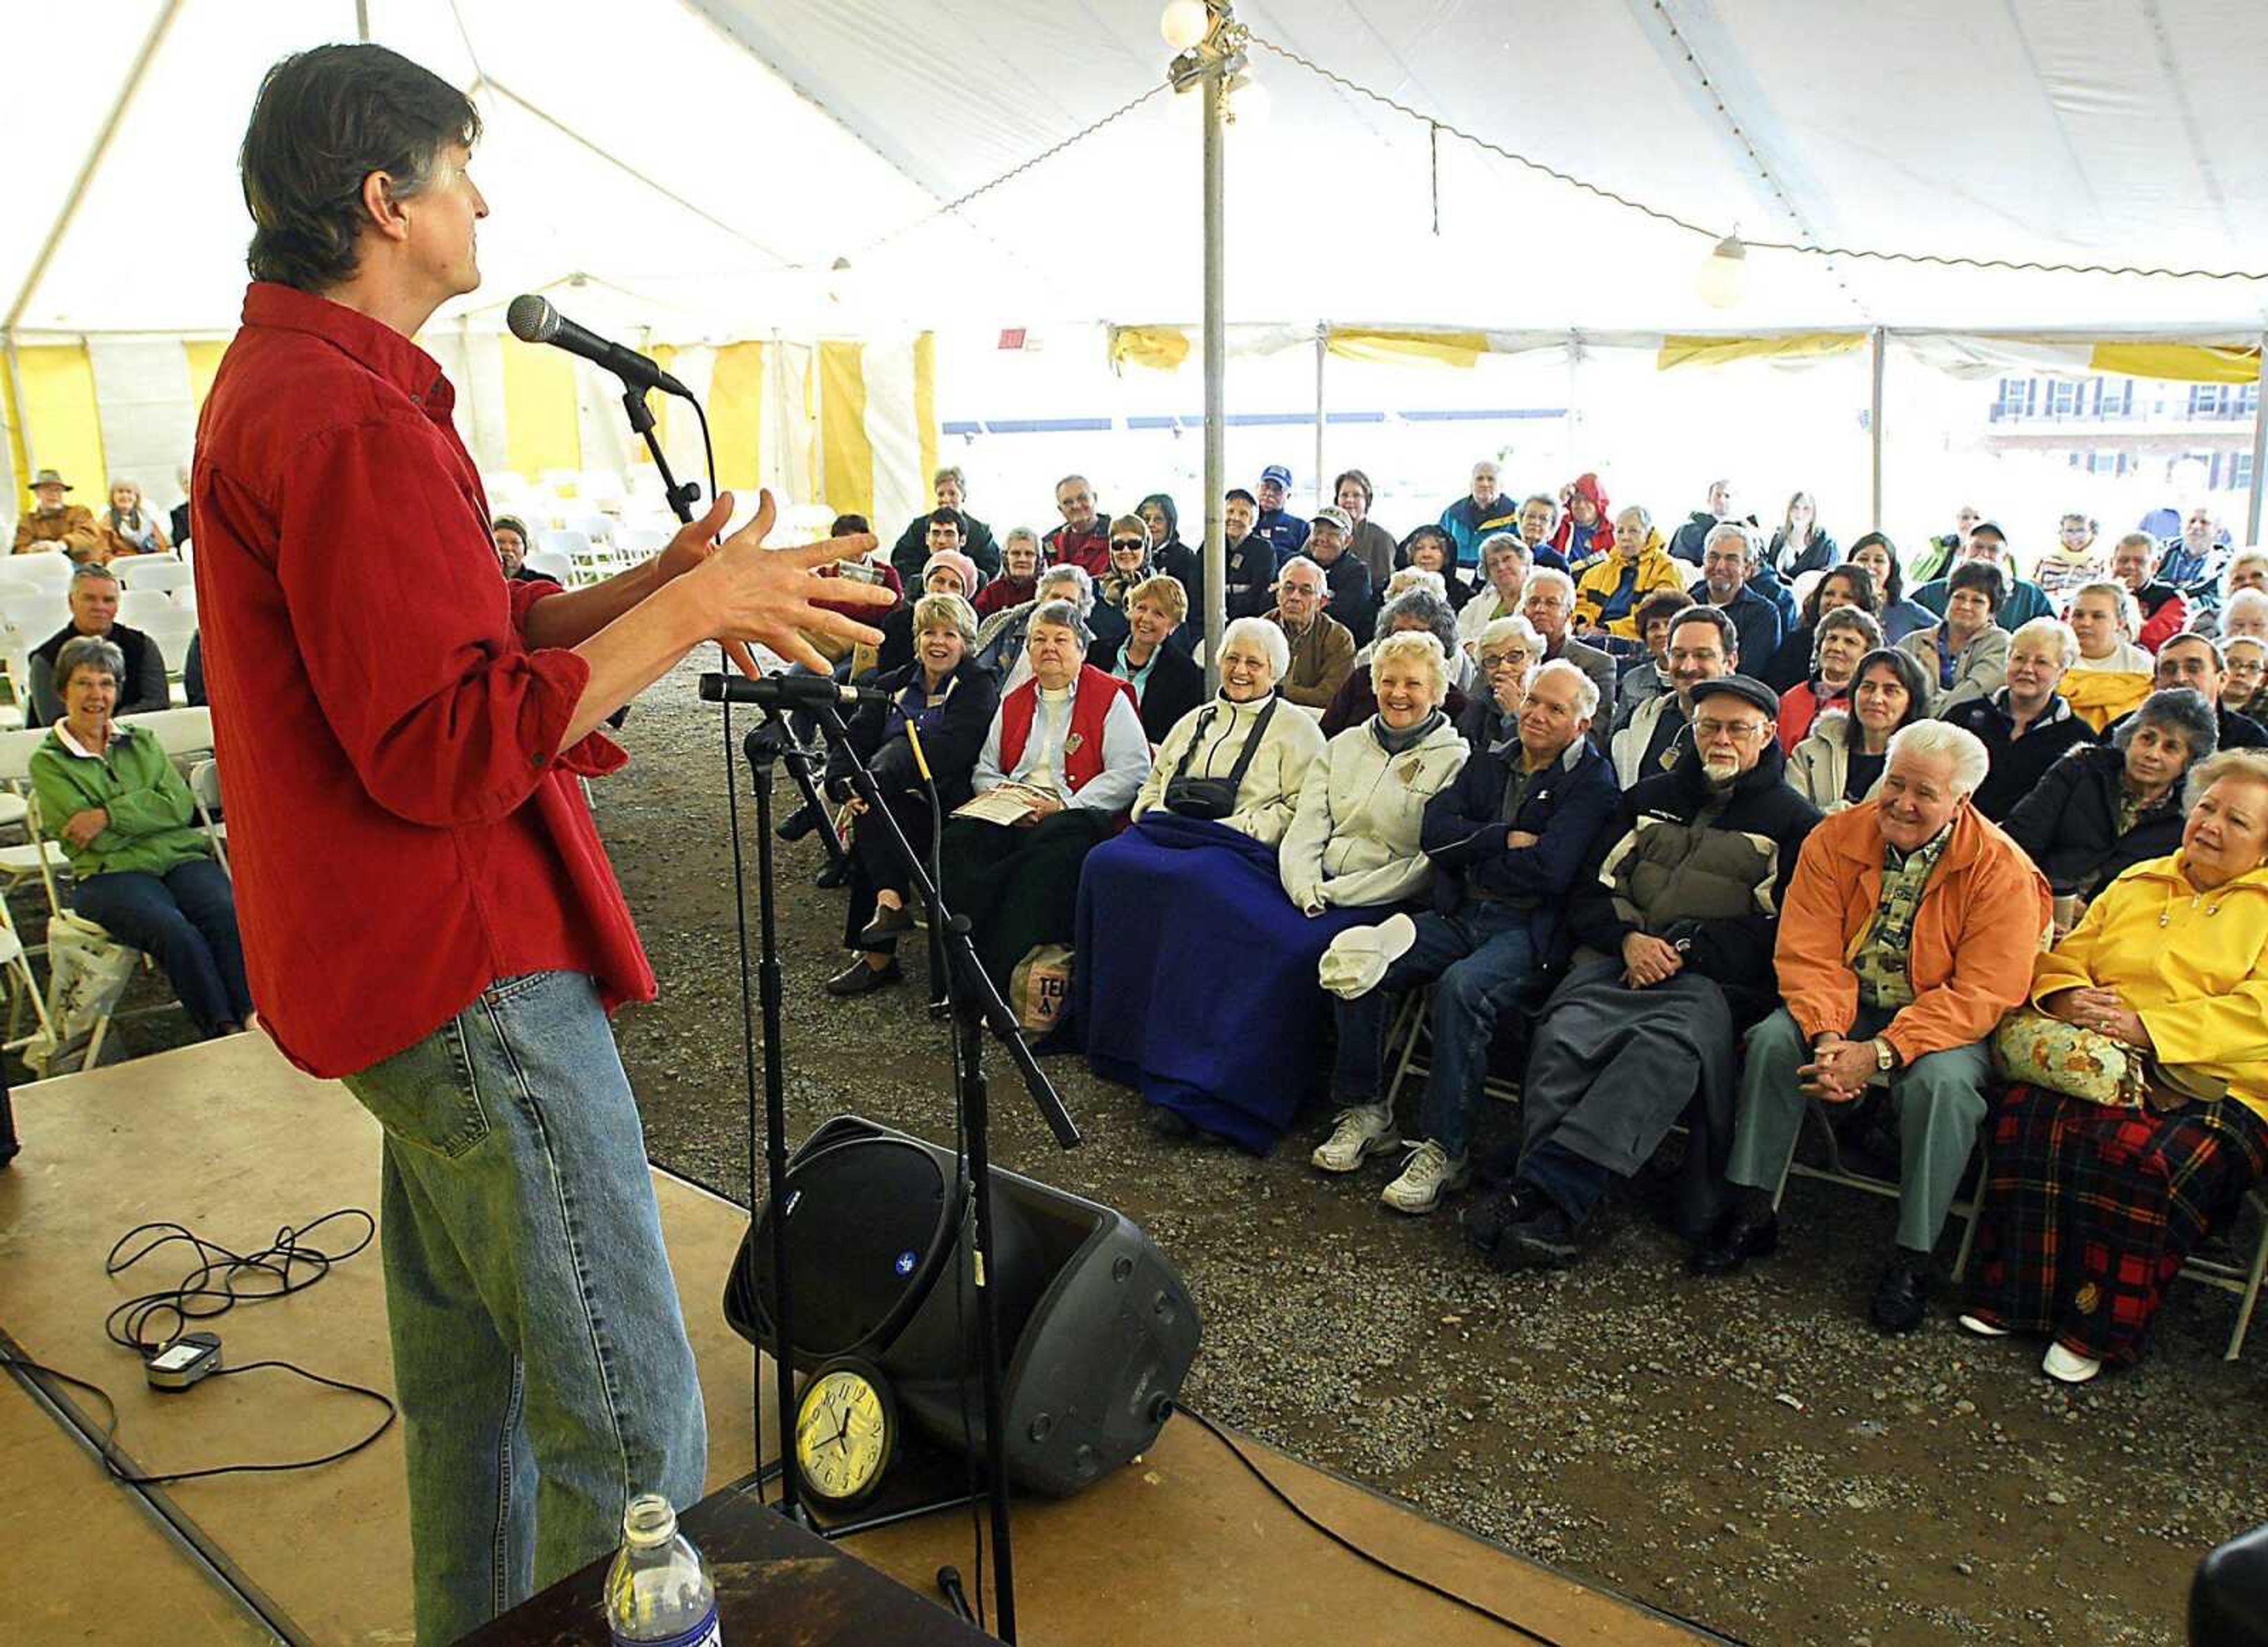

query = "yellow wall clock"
[[793, 1357, 898, 1510]]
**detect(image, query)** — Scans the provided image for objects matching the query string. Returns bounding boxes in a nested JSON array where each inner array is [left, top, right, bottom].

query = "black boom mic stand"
[[719, 687, 1081, 1643]]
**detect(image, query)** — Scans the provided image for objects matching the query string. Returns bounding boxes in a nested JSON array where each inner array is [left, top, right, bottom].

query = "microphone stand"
[[802, 700, 1082, 1644], [618, 381, 823, 1524]]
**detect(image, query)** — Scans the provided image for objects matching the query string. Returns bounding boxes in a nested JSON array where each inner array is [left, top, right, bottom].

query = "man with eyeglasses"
[[1610, 606, 1738, 788], [1465, 674, 1820, 1269], [2106, 633, 2268, 751], [1686, 521, 1782, 673], [1518, 568, 1616, 720], [1043, 472, 1110, 578], [1267, 556, 1355, 710], [1304, 505, 1377, 644]]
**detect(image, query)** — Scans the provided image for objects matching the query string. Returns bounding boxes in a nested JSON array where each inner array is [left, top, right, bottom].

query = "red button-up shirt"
[[191, 283, 656, 1078]]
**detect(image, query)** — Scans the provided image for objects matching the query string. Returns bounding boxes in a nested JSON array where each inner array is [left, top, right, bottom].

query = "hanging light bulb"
[[1160, 0, 1211, 51], [1696, 233, 1748, 309], [1226, 71, 1269, 128]]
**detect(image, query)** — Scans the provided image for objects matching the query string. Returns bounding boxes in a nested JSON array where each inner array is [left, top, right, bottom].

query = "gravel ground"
[[64, 650, 2265, 1645]]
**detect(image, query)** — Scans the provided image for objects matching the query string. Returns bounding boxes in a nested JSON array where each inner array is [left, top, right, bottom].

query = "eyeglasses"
[[1480, 651, 1529, 671], [1109, 540, 1145, 554], [1692, 717, 1770, 742]]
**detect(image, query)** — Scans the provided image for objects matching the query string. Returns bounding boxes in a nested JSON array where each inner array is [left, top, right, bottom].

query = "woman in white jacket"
[[1785, 647, 1932, 813], [1130, 619, 1325, 845], [1280, 631, 1472, 915]]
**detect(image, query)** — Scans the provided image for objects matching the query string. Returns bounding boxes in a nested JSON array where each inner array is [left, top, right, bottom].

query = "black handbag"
[[1163, 695, 1279, 820]]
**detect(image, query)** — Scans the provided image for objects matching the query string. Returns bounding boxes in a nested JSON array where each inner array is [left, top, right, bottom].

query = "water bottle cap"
[[621, 1493, 679, 1547]]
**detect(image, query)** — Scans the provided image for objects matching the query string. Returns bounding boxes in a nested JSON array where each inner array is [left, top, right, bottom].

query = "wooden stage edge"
[[0, 1033, 1709, 1646]]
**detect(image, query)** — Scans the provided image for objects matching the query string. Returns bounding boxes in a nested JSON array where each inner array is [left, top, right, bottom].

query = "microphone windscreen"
[[506, 293, 559, 344]]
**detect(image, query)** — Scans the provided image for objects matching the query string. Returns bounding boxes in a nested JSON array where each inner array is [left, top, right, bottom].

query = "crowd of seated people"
[[777, 461, 2268, 1383]]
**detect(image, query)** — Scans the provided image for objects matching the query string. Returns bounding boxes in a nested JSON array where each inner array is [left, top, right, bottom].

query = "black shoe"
[[825, 957, 902, 997], [776, 803, 821, 843], [813, 859, 848, 889], [1461, 1188, 1530, 1261], [1498, 1206, 1585, 1271], [1148, 1107, 1197, 1141], [856, 905, 914, 949], [1690, 1208, 1779, 1276], [1870, 1255, 1930, 1334]]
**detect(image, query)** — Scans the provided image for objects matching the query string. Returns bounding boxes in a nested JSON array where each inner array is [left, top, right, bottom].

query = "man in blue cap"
[[1254, 463, 1310, 562]]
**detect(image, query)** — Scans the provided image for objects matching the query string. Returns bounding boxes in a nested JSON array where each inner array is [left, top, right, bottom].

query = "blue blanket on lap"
[[1076, 811, 1371, 1153]]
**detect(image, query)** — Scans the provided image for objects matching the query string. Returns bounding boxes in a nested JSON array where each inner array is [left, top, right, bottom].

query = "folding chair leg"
[[1381, 991, 1426, 1117], [80, 1014, 112, 1073], [1950, 1135, 1990, 1283], [2227, 1222, 2268, 1362]]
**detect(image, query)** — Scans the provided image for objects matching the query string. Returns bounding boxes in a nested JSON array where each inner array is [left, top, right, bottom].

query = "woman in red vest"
[[941, 599, 1152, 996]]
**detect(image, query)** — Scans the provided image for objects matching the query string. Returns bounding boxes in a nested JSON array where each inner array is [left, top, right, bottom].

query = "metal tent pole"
[[1201, 53, 1227, 693], [1312, 324, 1327, 513], [2248, 332, 2267, 546], [1869, 327, 1886, 533]]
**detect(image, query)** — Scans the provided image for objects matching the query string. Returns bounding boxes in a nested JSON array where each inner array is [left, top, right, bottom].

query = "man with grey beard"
[[1464, 674, 1821, 1270]]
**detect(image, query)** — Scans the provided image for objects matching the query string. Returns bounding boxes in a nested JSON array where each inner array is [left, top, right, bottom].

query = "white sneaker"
[[1957, 1314, 2012, 1338], [2042, 1342, 2103, 1384], [1311, 1105, 1397, 1173], [1379, 1140, 1470, 1214]]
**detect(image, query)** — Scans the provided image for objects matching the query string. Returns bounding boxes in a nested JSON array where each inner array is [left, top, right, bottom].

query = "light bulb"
[[1697, 233, 1748, 309], [1226, 73, 1269, 128], [1161, 0, 1210, 51]]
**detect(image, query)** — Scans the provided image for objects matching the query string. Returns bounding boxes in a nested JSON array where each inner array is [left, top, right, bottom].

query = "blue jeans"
[[342, 971, 706, 1646], [71, 857, 251, 1035], [1329, 903, 1539, 1160]]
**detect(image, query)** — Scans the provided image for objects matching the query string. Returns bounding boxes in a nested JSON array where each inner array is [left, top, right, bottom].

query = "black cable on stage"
[[0, 1352, 395, 1484], [1172, 1402, 1752, 1647], [104, 1209, 377, 1357]]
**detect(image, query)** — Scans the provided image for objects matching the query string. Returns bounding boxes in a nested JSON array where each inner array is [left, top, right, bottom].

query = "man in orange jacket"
[[1690, 720, 2049, 1332]]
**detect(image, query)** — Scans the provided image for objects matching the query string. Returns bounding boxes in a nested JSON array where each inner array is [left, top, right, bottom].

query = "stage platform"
[[0, 1033, 1703, 1645]]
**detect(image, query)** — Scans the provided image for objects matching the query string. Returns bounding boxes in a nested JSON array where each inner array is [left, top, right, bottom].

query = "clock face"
[[794, 1362, 895, 1508]]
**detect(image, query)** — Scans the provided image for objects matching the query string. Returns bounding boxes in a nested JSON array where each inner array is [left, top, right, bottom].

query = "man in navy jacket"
[[1312, 660, 1619, 1215]]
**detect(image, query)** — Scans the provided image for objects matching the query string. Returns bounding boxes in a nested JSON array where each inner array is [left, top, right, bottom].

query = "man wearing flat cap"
[[1467, 675, 1820, 1269], [13, 469, 105, 559]]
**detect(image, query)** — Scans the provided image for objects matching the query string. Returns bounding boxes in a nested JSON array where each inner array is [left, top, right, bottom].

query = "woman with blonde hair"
[[103, 479, 170, 557], [2057, 579, 2154, 732], [1963, 751, 2268, 1380]]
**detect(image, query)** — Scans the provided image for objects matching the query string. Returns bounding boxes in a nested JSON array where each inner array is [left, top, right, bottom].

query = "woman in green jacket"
[[30, 635, 250, 1037]]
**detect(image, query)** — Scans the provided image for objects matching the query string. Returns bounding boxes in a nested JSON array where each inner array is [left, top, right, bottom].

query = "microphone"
[[700, 673, 892, 710], [506, 294, 690, 399]]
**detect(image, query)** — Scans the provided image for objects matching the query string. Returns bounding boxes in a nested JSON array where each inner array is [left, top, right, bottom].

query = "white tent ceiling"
[[6, 0, 2268, 341]]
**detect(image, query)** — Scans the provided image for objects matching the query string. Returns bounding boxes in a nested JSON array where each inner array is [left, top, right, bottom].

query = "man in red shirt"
[[1042, 472, 1110, 576], [198, 45, 887, 1644]]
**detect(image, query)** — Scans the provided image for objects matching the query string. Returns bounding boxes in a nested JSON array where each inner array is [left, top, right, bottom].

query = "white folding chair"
[[189, 758, 228, 876], [522, 548, 573, 583], [126, 606, 201, 684], [7, 551, 72, 598], [117, 704, 216, 759], [115, 556, 194, 598], [0, 896, 56, 1058], [0, 726, 68, 896]]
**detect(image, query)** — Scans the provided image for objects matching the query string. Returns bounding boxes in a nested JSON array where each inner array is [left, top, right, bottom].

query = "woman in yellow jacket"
[[1961, 749, 2268, 1381], [1573, 505, 1684, 642]]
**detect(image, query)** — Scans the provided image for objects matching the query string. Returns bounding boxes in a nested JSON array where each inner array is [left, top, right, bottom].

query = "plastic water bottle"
[[604, 1493, 722, 1646]]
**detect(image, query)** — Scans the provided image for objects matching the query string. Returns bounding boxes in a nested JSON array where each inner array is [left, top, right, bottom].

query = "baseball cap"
[[1309, 505, 1354, 536], [1260, 464, 1293, 490], [1318, 914, 1418, 999]]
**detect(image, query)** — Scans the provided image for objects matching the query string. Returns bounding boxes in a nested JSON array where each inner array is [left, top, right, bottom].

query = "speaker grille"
[[749, 1137, 955, 1360]]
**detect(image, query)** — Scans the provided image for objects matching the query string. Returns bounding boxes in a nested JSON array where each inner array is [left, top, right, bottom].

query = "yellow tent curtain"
[[1109, 325, 1191, 373], [1655, 332, 1871, 371], [1325, 327, 1493, 368], [2087, 342, 2261, 385]]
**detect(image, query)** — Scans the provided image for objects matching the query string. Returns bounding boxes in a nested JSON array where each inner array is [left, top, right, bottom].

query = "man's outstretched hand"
[[673, 489, 891, 676]]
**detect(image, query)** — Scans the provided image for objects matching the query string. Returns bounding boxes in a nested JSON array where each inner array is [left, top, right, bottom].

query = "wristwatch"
[[1873, 1037, 1899, 1073]]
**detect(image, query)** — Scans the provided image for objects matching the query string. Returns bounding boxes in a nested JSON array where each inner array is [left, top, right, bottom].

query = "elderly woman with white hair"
[[1963, 749, 2268, 1381], [1458, 615, 1546, 746], [1942, 615, 2098, 823], [940, 598, 1151, 996], [1090, 629, 1473, 1153], [822, 593, 1002, 996], [1573, 505, 1686, 641], [1078, 617, 1335, 1140], [1697, 717, 2051, 1333], [1321, 588, 1472, 736], [2057, 579, 2155, 732]]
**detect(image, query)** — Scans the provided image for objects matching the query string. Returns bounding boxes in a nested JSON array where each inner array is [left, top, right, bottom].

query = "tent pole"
[[1201, 53, 1227, 693], [2249, 332, 2267, 547], [2, 331, 36, 481], [356, 1, 370, 43], [1312, 324, 1326, 513], [1869, 327, 1886, 533]]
